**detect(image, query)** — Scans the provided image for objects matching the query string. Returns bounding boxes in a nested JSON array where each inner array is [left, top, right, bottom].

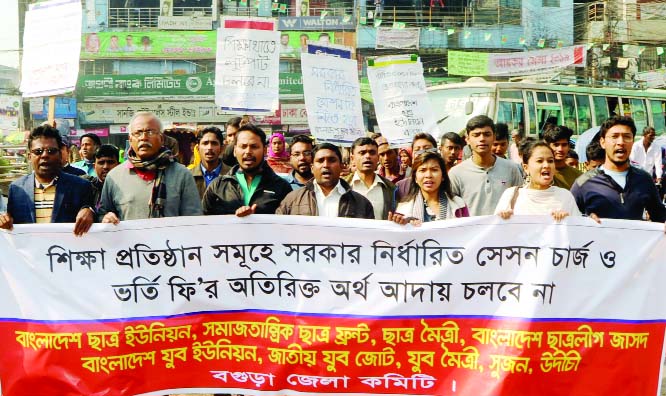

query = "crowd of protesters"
[[1, 111, 665, 234]]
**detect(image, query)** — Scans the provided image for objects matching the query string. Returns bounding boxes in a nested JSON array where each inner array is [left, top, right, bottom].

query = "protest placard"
[[20, 0, 82, 97], [368, 55, 440, 145], [301, 53, 365, 143], [0, 215, 665, 396], [215, 18, 280, 113]]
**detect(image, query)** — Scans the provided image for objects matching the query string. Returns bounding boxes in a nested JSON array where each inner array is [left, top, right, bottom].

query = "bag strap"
[[509, 186, 521, 210]]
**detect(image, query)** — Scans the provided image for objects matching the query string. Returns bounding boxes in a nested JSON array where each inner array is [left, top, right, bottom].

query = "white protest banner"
[[0, 96, 22, 135], [375, 28, 420, 50], [368, 55, 439, 145], [20, 0, 82, 97], [301, 53, 365, 143], [215, 18, 280, 113], [448, 46, 587, 77], [0, 215, 665, 396]]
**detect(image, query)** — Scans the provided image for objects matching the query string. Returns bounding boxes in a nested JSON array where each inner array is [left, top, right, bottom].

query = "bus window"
[[547, 92, 559, 103], [526, 91, 537, 136], [499, 90, 522, 100], [496, 100, 525, 132], [650, 100, 666, 135], [630, 98, 648, 133], [607, 96, 620, 117], [576, 95, 592, 132], [537, 105, 561, 135], [561, 94, 577, 132], [536, 91, 547, 102], [592, 96, 608, 125]]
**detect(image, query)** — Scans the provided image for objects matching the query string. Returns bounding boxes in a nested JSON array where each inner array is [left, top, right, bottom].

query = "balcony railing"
[[109, 7, 213, 28]]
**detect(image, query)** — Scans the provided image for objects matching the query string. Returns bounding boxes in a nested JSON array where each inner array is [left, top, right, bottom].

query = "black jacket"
[[202, 162, 292, 215]]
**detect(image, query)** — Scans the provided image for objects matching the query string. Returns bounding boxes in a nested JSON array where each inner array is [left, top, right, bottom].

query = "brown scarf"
[[127, 147, 173, 218]]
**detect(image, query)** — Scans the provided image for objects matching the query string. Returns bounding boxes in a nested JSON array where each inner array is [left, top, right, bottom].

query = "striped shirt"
[[34, 176, 58, 223]]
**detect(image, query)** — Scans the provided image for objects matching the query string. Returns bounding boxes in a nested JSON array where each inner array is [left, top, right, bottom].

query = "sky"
[[0, 0, 20, 69]]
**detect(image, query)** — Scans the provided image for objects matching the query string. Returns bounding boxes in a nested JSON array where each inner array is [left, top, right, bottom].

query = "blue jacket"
[[7, 171, 94, 224], [571, 165, 666, 222]]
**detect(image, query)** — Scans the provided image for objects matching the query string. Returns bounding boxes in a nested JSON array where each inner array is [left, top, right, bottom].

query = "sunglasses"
[[30, 147, 60, 156]]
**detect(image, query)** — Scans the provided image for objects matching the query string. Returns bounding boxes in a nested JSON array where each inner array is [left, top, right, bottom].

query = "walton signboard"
[[278, 16, 355, 31]]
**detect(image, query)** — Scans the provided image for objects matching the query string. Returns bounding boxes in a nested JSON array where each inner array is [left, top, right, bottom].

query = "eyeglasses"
[[30, 147, 60, 156], [413, 147, 439, 156], [130, 129, 160, 138], [291, 150, 313, 158]]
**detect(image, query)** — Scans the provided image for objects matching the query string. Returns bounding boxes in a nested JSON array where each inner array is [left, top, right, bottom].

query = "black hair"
[[227, 117, 242, 129], [567, 150, 579, 160], [517, 137, 537, 160], [402, 151, 452, 202], [198, 126, 224, 144], [466, 115, 495, 134], [543, 125, 574, 144], [411, 133, 437, 150], [312, 143, 342, 162], [599, 116, 636, 138], [80, 133, 102, 147], [351, 137, 378, 153], [521, 140, 554, 164], [290, 135, 314, 153], [586, 141, 606, 162], [235, 124, 267, 146], [29, 125, 63, 149], [95, 144, 119, 160], [369, 132, 383, 140], [643, 126, 656, 135], [495, 123, 509, 141], [440, 132, 464, 147]]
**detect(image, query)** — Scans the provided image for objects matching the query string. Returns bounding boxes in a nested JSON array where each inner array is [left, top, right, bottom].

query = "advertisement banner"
[[448, 46, 587, 77], [280, 103, 308, 124], [279, 73, 304, 96], [81, 31, 217, 60], [375, 28, 420, 50], [20, 0, 82, 97], [77, 73, 215, 102], [70, 127, 109, 137], [0, 216, 665, 396], [368, 56, 439, 146], [215, 22, 281, 113], [77, 102, 228, 125], [301, 52, 365, 143], [278, 16, 355, 31], [31, 97, 78, 120], [278, 31, 335, 57], [0, 95, 22, 134]]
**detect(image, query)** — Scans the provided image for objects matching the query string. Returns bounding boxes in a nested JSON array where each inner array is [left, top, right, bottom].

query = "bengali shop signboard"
[[448, 46, 587, 77], [77, 102, 228, 125], [80, 31, 217, 59], [0, 216, 665, 395], [77, 73, 215, 102]]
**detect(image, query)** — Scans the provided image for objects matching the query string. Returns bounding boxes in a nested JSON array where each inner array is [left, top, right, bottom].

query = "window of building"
[[542, 0, 560, 7]]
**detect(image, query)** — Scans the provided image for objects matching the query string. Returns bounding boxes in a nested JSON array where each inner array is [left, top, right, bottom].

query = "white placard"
[[368, 56, 439, 146], [215, 25, 280, 113], [301, 53, 365, 144], [20, 0, 82, 98]]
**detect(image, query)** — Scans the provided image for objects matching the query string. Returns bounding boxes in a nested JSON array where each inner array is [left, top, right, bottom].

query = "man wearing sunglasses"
[[0, 125, 95, 236]]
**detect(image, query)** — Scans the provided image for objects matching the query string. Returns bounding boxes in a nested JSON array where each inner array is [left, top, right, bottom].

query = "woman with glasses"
[[393, 151, 469, 224]]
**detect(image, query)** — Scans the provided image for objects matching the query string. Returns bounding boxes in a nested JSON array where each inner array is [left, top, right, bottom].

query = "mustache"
[[138, 142, 154, 149]]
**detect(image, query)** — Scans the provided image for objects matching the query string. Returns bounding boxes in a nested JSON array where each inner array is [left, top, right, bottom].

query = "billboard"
[[81, 31, 216, 59]]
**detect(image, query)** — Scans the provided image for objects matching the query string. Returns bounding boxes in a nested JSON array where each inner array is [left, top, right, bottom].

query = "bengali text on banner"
[[0, 215, 665, 396]]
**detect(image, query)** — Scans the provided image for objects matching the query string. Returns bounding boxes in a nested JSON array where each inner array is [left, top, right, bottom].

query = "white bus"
[[427, 77, 666, 138]]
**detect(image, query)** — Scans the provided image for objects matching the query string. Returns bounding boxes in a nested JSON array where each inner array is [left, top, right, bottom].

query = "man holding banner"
[[98, 112, 202, 222], [1, 125, 95, 236], [202, 124, 292, 217], [277, 143, 375, 218]]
